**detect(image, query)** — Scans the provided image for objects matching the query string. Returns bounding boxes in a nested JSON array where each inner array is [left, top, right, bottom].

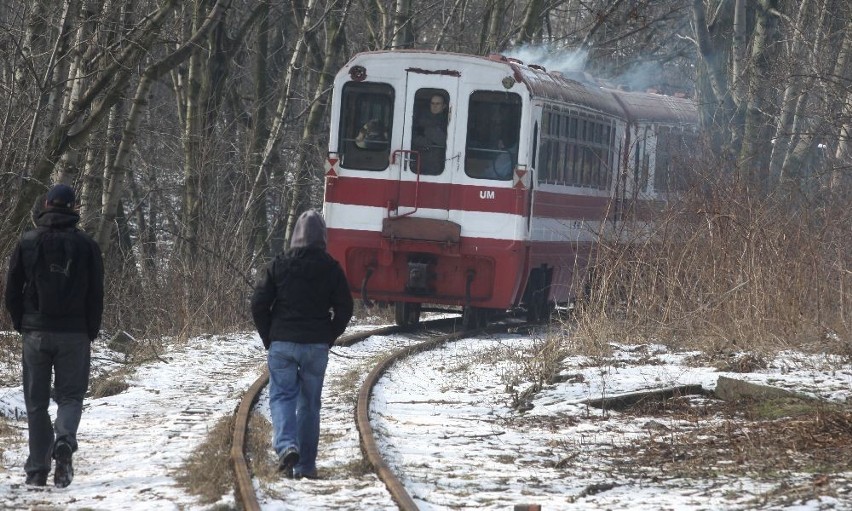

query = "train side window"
[[565, 143, 575, 184], [655, 126, 696, 192], [531, 123, 538, 169], [339, 82, 394, 171], [464, 90, 522, 180]]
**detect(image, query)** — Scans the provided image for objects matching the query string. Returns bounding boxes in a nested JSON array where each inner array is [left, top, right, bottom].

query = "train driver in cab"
[[411, 93, 449, 175], [354, 119, 388, 150], [490, 139, 516, 180], [468, 107, 516, 180]]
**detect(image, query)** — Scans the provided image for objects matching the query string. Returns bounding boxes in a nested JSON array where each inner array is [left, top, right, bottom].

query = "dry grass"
[[572, 168, 851, 357], [0, 331, 21, 387], [518, 390, 852, 507], [494, 332, 572, 411], [0, 415, 19, 462], [89, 372, 130, 399], [174, 415, 235, 505], [245, 413, 278, 481], [246, 412, 373, 482], [615, 397, 852, 480]]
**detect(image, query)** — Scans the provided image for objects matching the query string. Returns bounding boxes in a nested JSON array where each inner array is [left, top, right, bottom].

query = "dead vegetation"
[[616, 397, 852, 487], [514, 387, 852, 507], [572, 168, 851, 358], [174, 415, 235, 505], [0, 331, 20, 387], [88, 371, 131, 399]]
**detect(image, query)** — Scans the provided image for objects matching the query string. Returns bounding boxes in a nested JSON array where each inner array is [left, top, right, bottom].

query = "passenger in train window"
[[354, 119, 388, 150], [411, 93, 448, 174], [490, 139, 515, 179]]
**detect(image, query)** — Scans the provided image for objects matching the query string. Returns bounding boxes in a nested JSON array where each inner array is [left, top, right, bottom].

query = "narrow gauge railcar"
[[322, 50, 697, 327]]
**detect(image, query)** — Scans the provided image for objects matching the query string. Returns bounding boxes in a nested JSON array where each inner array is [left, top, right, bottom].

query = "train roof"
[[607, 89, 698, 125], [342, 51, 624, 116], [341, 50, 697, 125], [512, 66, 625, 118]]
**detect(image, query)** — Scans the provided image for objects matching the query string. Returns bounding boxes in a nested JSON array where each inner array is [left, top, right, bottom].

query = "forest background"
[[0, 0, 849, 356]]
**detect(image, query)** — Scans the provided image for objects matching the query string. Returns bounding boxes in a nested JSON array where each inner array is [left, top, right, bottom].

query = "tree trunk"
[[690, 0, 739, 159], [237, 0, 319, 247], [392, 0, 414, 49], [780, 0, 832, 182], [737, 0, 780, 185], [767, 0, 815, 181], [97, 0, 228, 251], [829, 17, 852, 190], [245, 0, 272, 262], [23, 0, 79, 178], [5, 0, 178, 244], [514, 0, 546, 47], [284, 4, 349, 244]]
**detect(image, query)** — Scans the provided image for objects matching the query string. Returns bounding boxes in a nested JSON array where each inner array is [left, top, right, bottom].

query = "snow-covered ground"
[[1, 324, 850, 510]]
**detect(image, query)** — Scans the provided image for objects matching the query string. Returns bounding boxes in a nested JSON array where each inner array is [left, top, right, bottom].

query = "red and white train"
[[322, 50, 697, 327]]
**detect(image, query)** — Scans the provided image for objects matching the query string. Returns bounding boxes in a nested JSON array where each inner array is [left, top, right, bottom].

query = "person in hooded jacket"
[[250, 209, 353, 479], [4, 184, 104, 488]]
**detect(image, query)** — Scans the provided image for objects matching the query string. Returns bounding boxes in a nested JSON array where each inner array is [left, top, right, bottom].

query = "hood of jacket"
[[36, 207, 80, 230], [290, 209, 327, 250]]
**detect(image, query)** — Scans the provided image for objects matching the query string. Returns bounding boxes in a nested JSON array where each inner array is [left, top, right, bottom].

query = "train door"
[[620, 123, 651, 219], [393, 73, 460, 220]]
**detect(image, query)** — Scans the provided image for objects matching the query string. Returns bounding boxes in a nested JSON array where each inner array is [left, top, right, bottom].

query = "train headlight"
[[350, 65, 367, 82], [502, 76, 514, 89]]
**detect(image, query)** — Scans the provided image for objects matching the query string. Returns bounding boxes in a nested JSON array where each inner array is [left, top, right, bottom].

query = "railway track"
[[231, 315, 530, 510]]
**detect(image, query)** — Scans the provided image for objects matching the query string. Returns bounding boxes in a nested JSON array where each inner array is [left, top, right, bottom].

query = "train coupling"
[[405, 257, 436, 295]]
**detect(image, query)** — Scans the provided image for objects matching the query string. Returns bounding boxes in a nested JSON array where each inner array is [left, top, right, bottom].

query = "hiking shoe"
[[278, 447, 300, 476], [53, 442, 74, 488], [293, 471, 319, 480], [25, 471, 47, 486]]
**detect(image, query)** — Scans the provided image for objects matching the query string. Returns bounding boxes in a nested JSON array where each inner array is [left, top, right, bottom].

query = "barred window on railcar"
[[537, 106, 616, 189]]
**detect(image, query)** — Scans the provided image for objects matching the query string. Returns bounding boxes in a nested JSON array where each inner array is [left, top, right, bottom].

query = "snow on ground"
[[0, 333, 264, 510], [1, 324, 851, 510]]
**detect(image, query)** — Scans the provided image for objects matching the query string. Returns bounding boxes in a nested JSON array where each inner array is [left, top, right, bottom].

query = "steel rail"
[[231, 316, 460, 510], [355, 321, 526, 510]]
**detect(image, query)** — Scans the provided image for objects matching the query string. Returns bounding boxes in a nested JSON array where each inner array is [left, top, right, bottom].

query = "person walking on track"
[[4, 183, 104, 488], [250, 209, 354, 479]]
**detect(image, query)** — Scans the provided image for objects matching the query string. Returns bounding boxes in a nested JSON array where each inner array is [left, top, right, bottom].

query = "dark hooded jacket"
[[250, 210, 353, 349], [4, 207, 104, 341]]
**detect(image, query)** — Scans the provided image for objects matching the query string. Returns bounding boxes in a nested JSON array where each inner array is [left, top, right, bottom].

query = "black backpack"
[[22, 228, 89, 317]]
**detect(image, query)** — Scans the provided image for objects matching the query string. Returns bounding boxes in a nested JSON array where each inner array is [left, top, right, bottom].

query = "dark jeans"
[[22, 331, 90, 476]]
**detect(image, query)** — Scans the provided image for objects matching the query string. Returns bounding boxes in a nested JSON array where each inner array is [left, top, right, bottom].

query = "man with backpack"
[[3, 183, 104, 488]]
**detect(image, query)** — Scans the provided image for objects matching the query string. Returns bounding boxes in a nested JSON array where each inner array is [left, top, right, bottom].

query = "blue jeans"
[[267, 341, 329, 475], [22, 331, 90, 476]]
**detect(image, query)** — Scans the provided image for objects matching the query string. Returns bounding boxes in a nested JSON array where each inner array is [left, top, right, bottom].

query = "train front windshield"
[[465, 91, 522, 181], [338, 82, 394, 171]]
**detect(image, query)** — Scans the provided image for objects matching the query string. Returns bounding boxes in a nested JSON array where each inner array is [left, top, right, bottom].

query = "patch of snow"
[[1, 328, 850, 510]]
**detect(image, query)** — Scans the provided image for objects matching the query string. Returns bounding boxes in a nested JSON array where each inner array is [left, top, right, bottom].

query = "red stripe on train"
[[326, 175, 619, 220], [325, 175, 529, 214]]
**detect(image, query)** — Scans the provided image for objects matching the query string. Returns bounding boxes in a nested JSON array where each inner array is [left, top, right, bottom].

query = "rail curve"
[[230, 317, 463, 510]]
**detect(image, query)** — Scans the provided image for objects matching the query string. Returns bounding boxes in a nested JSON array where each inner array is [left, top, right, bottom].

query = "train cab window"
[[464, 91, 522, 180], [338, 82, 394, 171], [410, 90, 449, 175]]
